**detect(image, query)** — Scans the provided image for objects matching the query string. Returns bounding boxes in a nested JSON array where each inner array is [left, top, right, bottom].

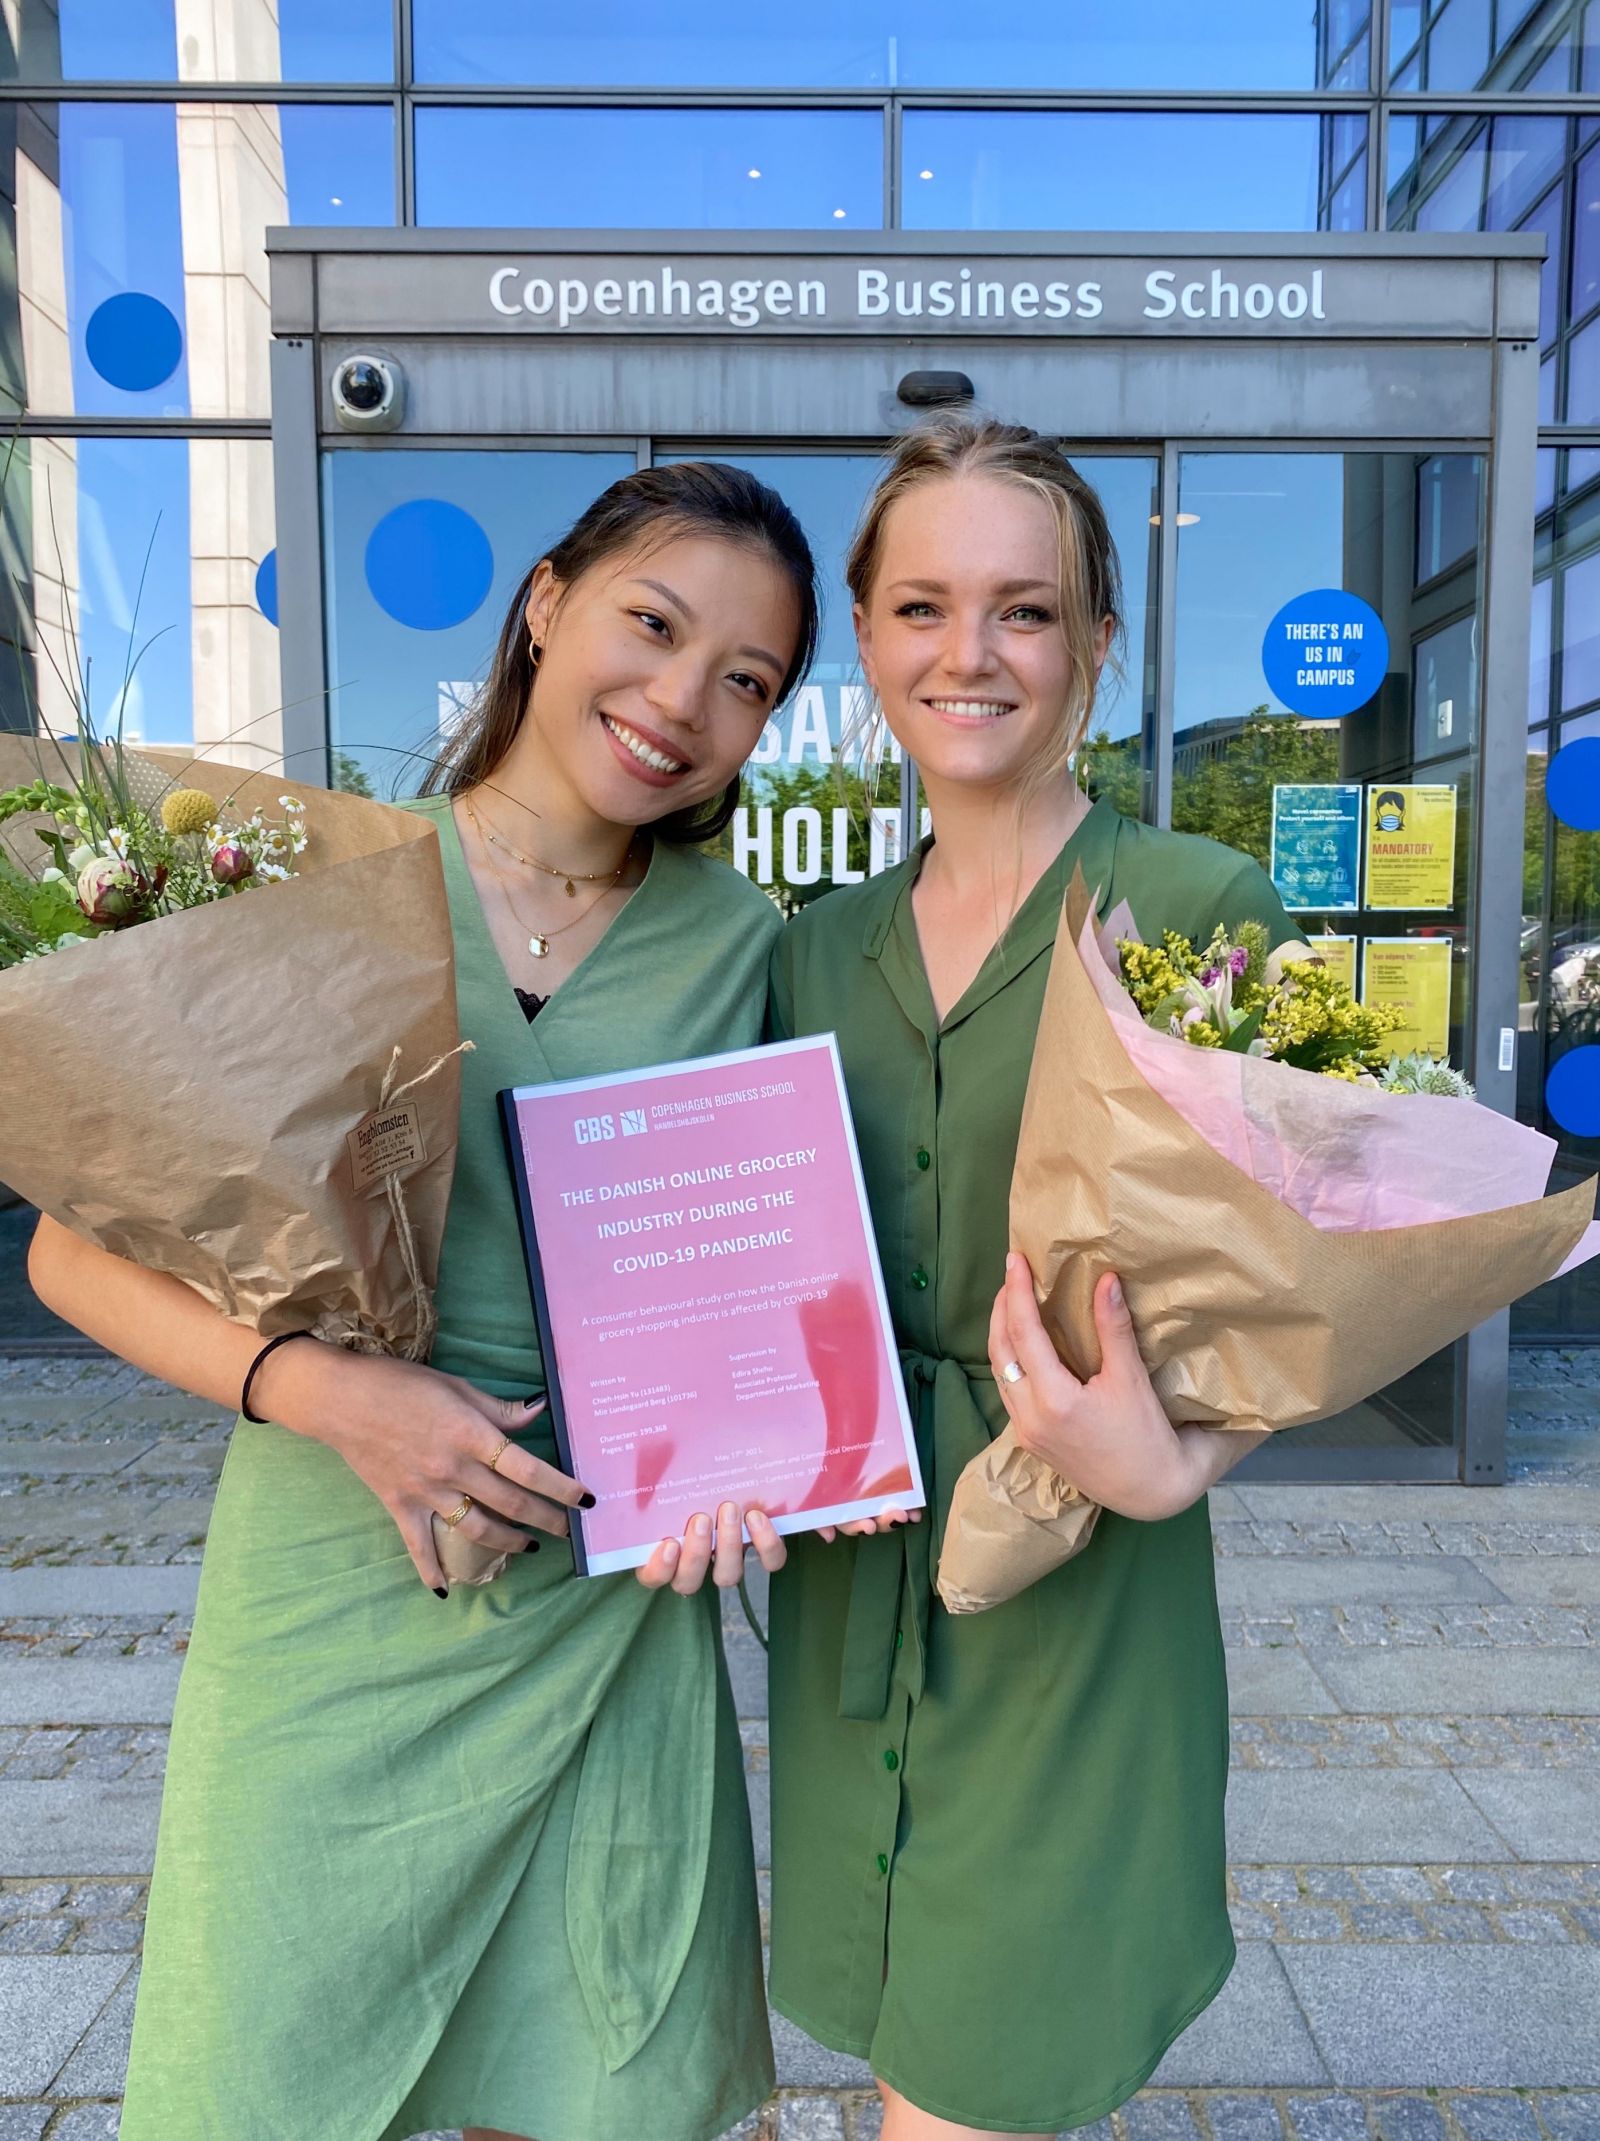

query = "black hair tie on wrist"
[[240, 1330, 314, 1424]]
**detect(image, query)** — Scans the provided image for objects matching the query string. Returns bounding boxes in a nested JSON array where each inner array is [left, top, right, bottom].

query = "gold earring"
[[528, 635, 542, 671]]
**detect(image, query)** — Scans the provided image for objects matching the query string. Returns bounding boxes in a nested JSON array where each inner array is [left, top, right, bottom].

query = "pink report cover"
[[498, 1035, 925, 1575]]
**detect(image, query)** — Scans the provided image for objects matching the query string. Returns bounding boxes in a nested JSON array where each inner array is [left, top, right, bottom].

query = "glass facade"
[[2, 0, 1598, 1388]]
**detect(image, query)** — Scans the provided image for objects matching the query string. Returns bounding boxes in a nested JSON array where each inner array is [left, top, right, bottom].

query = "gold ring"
[[487, 1435, 510, 1475], [442, 1496, 473, 1528]]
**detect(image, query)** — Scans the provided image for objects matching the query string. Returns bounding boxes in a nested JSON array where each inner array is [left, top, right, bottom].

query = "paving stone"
[[0, 1954, 127, 2091], [45, 2108, 121, 2141], [0, 1660, 181, 1727], [0, 1494, 214, 1536], [775, 2100, 846, 2140], [1226, 1651, 1341, 1717], [1304, 1648, 1600, 1716], [0, 2107, 49, 2141], [1422, 1906, 1497, 1942], [1369, 2099, 1448, 2141], [52, 1963, 136, 2095], [1282, 2095, 1370, 2141], [1497, 1908, 1577, 1943], [1225, 1773, 1503, 1865], [1119, 2098, 1202, 2138], [1358, 1869, 1435, 1903], [1455, 1775, 1600, 1863], [1449, 2095, 1544, 2140], [725, 1628, 767, 1721], [1151, 1948, 1328, 2087], [0, 1568, 200, 1616], [1201, 2095, 1284, 2140], [1536, 2093, 1600, 2139], [1216, 1558, 1505, 1609], [1301, 1871, 1362, 1901], [1485, 1559, 1600, 1604], [1278, 1947, 1600, 2086], [0, 1782, 161, 1875], [771, 2011, 873, 2090], [1349, 1907, 1427, 1941], [1278, 1906, 1349, 1941]]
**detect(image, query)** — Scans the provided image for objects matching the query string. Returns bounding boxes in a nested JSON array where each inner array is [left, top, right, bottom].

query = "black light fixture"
[[896, 369, 975, 409]]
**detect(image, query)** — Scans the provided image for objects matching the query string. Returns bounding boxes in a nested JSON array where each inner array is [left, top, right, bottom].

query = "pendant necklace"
[[467, 801, 629, 960]]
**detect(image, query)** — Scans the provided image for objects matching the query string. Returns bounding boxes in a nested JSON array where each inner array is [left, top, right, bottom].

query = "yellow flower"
[[160, 788, 215, 837]]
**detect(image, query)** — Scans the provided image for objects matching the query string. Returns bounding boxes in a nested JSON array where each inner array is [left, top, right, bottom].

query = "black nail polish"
[[433, 1586, 449, 1598], [578, 1491, 597, 1510], [524, 1394, 542, 1406], [524, 1536, 541, 1553]]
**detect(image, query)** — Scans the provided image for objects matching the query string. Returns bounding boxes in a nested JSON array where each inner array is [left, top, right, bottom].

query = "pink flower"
[[74, 856, 148, 927], [210, 842, 254, 886], [1229, 946, 1250, 977]]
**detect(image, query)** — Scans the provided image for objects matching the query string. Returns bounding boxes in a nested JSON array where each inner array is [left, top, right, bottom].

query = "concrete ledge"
[[1216, 1557, 1507, 1609], [1152, 1946, 1329, 2087], [1226, 1771, 1504, 1864], [0, 1781, 162, 1874], [1305, 1647, 1600, 1718], [0, 1956, 130, 2094], [1224, 1648, 1341, 1716], [1455, 1772, 1600, 1861], [0, 1659, 182, 1727], [0, 1567, 200, 1616]]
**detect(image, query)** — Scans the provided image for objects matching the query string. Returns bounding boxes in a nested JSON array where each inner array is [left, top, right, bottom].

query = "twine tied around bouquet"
[[313, 1039, 475, 1364]]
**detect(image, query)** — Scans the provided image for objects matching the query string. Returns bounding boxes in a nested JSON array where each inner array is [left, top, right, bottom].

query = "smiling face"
[[522, 530, 800, 829], [854, 472, 1111, 798]]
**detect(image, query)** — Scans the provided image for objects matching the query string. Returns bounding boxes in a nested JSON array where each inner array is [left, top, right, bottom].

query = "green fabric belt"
[[837, 1351, 996, 1722]]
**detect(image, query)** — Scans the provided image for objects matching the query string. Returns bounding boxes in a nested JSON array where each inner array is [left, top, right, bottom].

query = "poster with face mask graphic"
[[1364, 784, 1458, 911]]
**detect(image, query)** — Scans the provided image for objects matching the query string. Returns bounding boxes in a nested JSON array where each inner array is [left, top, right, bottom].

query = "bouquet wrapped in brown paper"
[[0, 737, 501, 1583], [936, 871, 1600, 1615]]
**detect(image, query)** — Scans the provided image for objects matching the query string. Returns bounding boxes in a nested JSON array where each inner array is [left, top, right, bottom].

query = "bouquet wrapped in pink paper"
[[935, 870, 1600, 1615]]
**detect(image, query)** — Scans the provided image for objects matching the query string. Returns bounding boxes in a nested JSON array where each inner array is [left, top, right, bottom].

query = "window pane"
[[2, 0, 393, 82], [322, 449, 635, 796], [904, 113, 1346, 233], [1427, 0, 1491, 88], [1388, 114, 1566, 235], [1416, 454, 1480, 580], [414, 108, 882, 230], [0, 434, 277, 761], [3, 103, 394, 419], [1414, 611, 1478, 763], [410, 0, 1365, 90], [1521, 183, 1564, 348], [1539, 445, 1560, 515], [1331, 152, 1369, 232], [1573, 144, 1600, 331], [1532, 574, 1554, 726], [1569, 311, 1600, 423], [1569, 446, 1600, 490], [1561, 549, 1600, 712]]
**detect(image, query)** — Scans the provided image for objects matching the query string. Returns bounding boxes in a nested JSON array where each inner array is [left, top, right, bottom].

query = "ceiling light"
[[919, 168, 934, 179], [330, 195, 343, 206], [833, 208, 847, 218], [1148, 512, 1202, 526], [747, 167, 761, 179]]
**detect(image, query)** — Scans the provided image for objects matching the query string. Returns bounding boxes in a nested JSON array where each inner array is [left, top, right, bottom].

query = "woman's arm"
[[27, 1213, 584, 1589], [987, 1253, 1265, 1521]]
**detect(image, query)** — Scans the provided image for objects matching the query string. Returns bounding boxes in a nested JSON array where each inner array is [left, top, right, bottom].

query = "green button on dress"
[[119, 795, 780, 2141], [766, 797, 1300, 2134]]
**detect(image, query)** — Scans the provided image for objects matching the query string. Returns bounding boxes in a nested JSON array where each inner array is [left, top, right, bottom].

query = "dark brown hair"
[[423, 461, 820, 844]]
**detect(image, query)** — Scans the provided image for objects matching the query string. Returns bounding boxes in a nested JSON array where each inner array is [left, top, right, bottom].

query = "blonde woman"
[[766, 417, 1302, 2138]]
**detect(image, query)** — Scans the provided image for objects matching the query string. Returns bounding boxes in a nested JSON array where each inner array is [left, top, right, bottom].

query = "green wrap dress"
[[119, 794, 779, 2141], [766, 797, 1300, 2134]]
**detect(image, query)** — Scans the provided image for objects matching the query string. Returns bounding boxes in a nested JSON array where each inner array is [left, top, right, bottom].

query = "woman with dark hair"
[[29, 461, 819, 2141]]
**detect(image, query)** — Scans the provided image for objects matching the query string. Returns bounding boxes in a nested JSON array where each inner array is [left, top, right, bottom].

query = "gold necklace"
[[466, 794, 629, 898], [473, 822, 626, 961]]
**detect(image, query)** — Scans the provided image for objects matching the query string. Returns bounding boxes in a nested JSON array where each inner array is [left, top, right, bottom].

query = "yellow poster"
[[1362, 938, 1454, 1058], [1298, 934, 1357, 993], [1364, 784, 1457, 910]]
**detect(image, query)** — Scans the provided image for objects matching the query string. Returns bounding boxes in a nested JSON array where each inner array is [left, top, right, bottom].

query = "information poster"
[[1299, 934, 1358, 993], [1362, 938, 1453, 1057], [1364, 784, 1458, 911], [500, 1037, 924, 1574], [1269, 783, 1362, 911]]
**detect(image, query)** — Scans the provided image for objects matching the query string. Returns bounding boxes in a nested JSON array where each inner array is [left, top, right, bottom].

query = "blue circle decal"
[[1261, 589, 1389, 717], [84, 292, 183, 393], [255, 550, 279, 627], [1546, 736, 1600, 831], [1546, 1046, 1600, 1138], [364, 500, 494, 632]]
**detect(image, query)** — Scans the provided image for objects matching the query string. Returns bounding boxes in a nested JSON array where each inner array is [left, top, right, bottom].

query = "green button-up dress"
[[766, 797, 1299, 2134], [119, 796, 779, 2141]]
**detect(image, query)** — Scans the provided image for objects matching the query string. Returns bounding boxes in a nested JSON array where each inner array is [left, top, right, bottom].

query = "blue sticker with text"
[[1261, 589, 1389, 718]]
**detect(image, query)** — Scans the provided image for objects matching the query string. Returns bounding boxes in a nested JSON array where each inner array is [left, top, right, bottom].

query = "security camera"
[[331, 353, 405, 433]]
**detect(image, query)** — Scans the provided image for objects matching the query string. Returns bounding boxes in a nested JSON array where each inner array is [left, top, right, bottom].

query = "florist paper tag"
[[347, 1103, 428, 1192]]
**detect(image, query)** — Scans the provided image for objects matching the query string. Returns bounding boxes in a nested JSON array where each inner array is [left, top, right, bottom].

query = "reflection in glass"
[[414, 108, 882, 230], [1388, 112, 1566, 234], [1570, 312, 1600, 424], [1173, 450, 1485, 1449], [1390, 0, 1587, 90], [904, 112, 1358, 234], [0, 434, 279, 763], [322, 450, 635, 798], [411, 0, 1366, 90], [1, 0, 393, 82], [1531, 576, 1554, 727], [1, 103, 392, 421], [1560, 550, 1600, 712]]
